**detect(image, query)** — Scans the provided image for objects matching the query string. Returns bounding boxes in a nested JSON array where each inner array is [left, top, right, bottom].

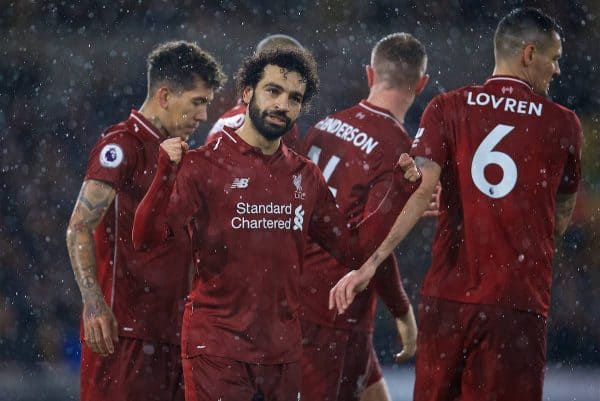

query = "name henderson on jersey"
[[466, 91, 543, 116], [232, 201, 301, 230], [314, 117, 379, 154]]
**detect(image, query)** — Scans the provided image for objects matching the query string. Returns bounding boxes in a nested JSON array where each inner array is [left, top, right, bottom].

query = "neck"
[[138, 99, 170, 137], [366, 85, 414, 123], [492, 62, 529, 83], [236, 118, 281, 156]]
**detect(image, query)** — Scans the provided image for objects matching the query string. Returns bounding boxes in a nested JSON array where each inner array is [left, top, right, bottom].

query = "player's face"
[[246, 64, 305, 140], [530, 31, 562, 96], [165, 80, 214, 141]]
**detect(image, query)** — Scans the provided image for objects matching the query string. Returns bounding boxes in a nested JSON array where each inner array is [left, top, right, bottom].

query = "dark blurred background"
[[1, 0, 599, 399]]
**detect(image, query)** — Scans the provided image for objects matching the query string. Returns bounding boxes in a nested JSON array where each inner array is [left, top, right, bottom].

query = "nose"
[[554, 62, 561, 77], [195, 106, 208, 122], [274, 94, 290, 112]]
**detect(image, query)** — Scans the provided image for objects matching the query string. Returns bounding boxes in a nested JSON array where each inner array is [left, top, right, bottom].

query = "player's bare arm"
[[329, 156, 441, 314], [394, 304, 417, 363], [66, 179, 119, 356], [554, 192, 578, 242]]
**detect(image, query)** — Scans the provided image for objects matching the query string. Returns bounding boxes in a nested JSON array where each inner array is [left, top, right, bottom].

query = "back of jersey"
[[411, 76, 582, 316], [300, 100, 412, 330]]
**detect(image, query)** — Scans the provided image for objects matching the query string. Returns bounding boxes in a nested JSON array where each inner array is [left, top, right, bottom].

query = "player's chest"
[[205, 160, 315, 233]]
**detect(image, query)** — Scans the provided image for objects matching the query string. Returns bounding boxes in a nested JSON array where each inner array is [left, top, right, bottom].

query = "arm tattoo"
[[66, 180, 116, 316]]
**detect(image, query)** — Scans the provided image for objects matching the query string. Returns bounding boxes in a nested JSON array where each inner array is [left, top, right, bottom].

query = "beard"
[[248, 94, 293, 141]]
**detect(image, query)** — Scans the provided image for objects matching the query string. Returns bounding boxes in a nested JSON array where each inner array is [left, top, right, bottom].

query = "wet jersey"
[[412, 76, 582, 316], [133, 127, 415, 363], [300, 100, 411, 332], [83, 110, 191, 344]]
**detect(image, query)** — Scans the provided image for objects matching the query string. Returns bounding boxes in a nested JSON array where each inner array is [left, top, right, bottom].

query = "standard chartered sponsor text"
[[232, 202, 295, 230]]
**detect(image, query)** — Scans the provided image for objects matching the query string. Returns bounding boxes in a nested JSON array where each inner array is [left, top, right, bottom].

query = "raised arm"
[[330, 156, 441, 313], [132, 137, 190, 250], [66, 179, 118, 356]]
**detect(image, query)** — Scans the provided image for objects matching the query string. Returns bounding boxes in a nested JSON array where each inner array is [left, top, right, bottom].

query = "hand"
[[397, 153, 421, 182], [394, 305, 417, 363], [83, 295, 119, 356], [328, 266, 375, 315], [160, 137, 189, 164], [422, 183, 441, 217]]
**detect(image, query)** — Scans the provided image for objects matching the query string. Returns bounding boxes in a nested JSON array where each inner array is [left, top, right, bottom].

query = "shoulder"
[[540, 97, 581, 127], [431, 85, 478, 105], [285, 148, 323, 178], [89, 122, 144, 166], [96, 122, 144, 151]]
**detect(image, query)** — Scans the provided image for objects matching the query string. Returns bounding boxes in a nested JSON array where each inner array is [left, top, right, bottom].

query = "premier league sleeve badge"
[[99, 143, 124, 168]]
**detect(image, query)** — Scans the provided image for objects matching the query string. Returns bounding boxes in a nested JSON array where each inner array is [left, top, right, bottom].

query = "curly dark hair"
[[234, 48, 319, 106], [147, 40, 226, 93]]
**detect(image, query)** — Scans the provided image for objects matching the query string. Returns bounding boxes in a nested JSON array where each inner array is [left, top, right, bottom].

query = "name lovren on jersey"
[[466, 91, 543, 116], [314, 117, 379, 154]]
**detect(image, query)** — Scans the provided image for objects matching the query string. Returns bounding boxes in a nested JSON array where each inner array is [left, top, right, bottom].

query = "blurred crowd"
[[1, 0, 599, 372]]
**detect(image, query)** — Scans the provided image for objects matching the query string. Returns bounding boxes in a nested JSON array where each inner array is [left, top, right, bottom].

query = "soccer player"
[[299, 33, 428, 401], [132, 48, 420, 401], [205, 33, 303, 148], [330, 7, 582, 401], [65, 41, 225, 401]]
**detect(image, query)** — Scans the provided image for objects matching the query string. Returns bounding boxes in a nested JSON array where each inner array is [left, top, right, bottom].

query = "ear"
[[366, 65, 375, 88], [522, 44, 536, 67], [157, 87, 170, 109], [415, 74, 429, 96], [242, 86, 254, 105]]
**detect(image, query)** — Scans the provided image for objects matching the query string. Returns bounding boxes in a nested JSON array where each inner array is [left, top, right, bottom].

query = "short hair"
[[255, 34, 303, 54], [371, 33, 427, 89], [147, 40, 226, 94], [234, 48, 319, 106], [494, 7, 563, 59]]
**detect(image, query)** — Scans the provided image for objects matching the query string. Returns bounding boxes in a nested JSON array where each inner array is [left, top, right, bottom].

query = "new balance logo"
[[230, 178, 250, 188], [501, 86, 514, 94]]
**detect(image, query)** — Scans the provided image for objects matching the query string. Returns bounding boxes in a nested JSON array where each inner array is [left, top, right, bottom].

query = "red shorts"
[[182, 354, 300, 401], [300, 319, 382, 401], [414, 297, 547, 401], [80, 336, 184, 401]]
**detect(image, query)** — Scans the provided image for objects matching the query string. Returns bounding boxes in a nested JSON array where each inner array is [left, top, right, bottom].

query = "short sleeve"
[[557, 113, 583, 194], [410, 96, 449, 167], [84, 131, 140, 191]]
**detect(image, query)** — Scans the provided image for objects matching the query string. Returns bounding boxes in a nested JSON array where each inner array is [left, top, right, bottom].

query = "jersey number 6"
[[470, 124, 517, 199]]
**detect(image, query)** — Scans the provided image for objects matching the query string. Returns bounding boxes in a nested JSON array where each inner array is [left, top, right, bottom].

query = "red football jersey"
[[83, 110, 191, 344], [205, 101, 301, 149], [300, 100, 411, 332], [411, 76, 582, 316], [133, 127, 414, 364]]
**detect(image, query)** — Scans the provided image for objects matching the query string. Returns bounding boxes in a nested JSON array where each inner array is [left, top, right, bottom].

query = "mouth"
[[265, 114, 288, 127]]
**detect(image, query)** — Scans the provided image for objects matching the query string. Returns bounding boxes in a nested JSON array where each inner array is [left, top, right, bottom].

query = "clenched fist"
[[160, 137, 189, 164]]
